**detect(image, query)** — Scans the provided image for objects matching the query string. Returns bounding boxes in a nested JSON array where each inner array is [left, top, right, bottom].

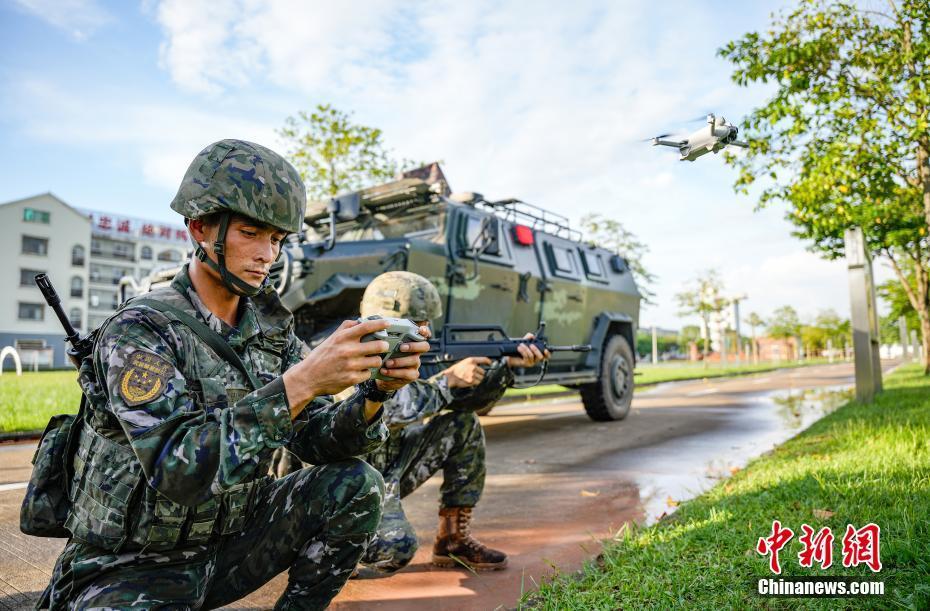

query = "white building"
[[0, 194, 187, 369], [80, 209, 189, 330]]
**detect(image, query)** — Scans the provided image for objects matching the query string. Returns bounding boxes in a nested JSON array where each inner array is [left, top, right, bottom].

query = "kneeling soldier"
[[355, 271, 548, 576], [37, 140, 429, 610]]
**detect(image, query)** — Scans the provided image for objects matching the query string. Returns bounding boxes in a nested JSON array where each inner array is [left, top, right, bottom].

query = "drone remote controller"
[[359, 315, 426, 381]]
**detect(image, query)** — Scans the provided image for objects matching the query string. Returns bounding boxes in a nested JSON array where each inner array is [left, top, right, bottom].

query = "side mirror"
[[322, 192, 361, 251], [609, 254, 627, 274], [481, 217, 501, 256], [330, 193, 361, 222]]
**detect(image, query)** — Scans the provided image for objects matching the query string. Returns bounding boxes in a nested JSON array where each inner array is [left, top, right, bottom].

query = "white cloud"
[[8, 79, 277, 191], [10, 0, 852, 331], [12, 0, 112, 40]]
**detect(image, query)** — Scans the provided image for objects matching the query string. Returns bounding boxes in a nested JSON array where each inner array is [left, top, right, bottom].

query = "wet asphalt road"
[[0, 361, 875, 610]]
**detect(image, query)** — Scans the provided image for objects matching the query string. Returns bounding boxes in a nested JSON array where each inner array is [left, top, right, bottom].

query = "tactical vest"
[[63, 286, 283, 552]]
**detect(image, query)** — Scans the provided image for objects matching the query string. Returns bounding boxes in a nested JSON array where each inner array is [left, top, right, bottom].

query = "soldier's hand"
[[443, 356, 493, 389], [375, 325, 431, 392], [507, 333, 549, 368], [285, 318, 392, 408]]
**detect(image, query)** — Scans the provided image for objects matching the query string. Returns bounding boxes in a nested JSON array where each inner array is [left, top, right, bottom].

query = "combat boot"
[[431, 507, 507, 570]]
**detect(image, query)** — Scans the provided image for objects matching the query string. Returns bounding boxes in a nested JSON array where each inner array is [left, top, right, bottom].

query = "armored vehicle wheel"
[[580, 334, 634, 421]]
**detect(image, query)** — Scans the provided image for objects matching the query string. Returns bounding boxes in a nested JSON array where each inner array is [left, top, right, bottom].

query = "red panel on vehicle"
[[512, 224, 534, 246]]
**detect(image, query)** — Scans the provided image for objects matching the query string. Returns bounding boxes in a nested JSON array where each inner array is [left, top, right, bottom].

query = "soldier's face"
[[200, 217, 287, 288]]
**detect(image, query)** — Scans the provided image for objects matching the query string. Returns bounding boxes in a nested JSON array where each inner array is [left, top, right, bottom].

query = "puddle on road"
[[631, 384, 854, 526]]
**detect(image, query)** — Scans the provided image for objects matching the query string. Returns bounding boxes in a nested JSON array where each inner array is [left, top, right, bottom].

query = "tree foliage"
[[580, 213, 656, 303], [720, 0, 930, 372], [878, 260, 921, 332], [676, 270, 729, 359], [767, 305, 802, 340], [278, 104, 413, 200], [813, 308, 851, 348]]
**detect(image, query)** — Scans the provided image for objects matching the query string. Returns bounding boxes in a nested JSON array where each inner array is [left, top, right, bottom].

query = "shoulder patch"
[[118, 351, 173, 407]]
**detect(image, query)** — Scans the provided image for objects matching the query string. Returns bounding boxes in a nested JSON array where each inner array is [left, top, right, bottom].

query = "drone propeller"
[[683, 113, 714, 124], [640, 133, 674, 142]]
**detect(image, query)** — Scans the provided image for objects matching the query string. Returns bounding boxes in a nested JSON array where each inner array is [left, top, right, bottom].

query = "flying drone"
[[650, 114, 748, 162]]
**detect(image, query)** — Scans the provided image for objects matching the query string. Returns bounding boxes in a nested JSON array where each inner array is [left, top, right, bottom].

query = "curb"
[[498, 362, 827, 405], [0, 429, 43, 443]]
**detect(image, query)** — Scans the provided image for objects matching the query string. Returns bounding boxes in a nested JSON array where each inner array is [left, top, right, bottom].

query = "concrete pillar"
[[911, 329, 920, 363], [845, 227, 883, 402], [733, 299, 743, 367], [651, 326, 658, 365], [899, 317, 909, 359]]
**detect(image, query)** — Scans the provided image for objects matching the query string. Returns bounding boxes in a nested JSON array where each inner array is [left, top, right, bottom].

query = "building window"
[[23, 208, 50, 224], [22, 235, 49, 256], [141, 246, 153, 260], [113, 242, 133, 260], [72, 244, 85, 266], [157, 249, 182, 262], [70, 276, 84, 298], [18, 302, 45, 321], [69, 307, 82, 330], [19, 269, 44, 287]]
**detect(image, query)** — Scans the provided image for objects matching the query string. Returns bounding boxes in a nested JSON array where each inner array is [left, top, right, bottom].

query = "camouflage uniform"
[[41, 265, 387, 610], [358, 360, 513, 574], [40, 139, 397, 611]]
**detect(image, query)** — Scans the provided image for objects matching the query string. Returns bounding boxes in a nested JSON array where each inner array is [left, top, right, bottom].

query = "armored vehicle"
[[271, 164, 641, 421]]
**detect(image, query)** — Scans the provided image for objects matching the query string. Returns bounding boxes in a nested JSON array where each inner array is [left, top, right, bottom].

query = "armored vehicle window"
[[544, 241, 581, 281], [579, 250, 608, 283], [458, 212, 514, 266]]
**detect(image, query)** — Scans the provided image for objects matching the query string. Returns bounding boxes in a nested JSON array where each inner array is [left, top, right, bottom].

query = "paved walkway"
[[0, 361, 866, 609]]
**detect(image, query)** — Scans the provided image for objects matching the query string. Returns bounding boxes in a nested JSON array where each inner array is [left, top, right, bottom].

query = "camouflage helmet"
[[170, 139, 306, 233], [360, 271, 443, 321]]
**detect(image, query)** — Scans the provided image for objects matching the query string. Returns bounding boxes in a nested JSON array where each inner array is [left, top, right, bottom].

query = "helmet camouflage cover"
[[360, 271, 443, 321], [170, 139, 306, 233]]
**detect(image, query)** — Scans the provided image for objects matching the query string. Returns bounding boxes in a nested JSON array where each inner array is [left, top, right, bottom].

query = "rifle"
[[421, 322, 590, 366], [35, 273, 94, 366]]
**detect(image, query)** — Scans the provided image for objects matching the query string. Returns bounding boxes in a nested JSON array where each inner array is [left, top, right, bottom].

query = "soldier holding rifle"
[[353, 271, 550, 576]]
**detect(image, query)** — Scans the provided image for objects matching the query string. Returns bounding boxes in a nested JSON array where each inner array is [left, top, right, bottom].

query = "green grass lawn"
[[0, 371, 81, 433], [521, 364, 930, 609]]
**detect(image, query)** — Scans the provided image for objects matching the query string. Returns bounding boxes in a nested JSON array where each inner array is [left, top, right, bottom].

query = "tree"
[[676, 270, 729, 365], [814, 308, 851, 351], [801, 324, 828, 356], [635, 329, 680, 360], [720, 1, 930, 373], [679, 325, 703, 359], [580, 213, 656, 303], [278, 104, 413, 200], [768, 306, 802, 341], [878, 261, 921, 334]]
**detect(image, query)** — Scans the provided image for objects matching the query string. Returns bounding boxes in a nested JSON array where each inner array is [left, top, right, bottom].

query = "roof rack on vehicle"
[[475, 198, 581, 241]]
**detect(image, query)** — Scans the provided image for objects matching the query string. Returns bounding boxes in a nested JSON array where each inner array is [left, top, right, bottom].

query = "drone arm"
[[652, 138, 686, 148], [730, 140, 749, 148]]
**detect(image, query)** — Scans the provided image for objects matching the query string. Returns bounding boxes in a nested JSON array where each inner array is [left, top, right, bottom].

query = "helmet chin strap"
[[191, 212, 266, 298]]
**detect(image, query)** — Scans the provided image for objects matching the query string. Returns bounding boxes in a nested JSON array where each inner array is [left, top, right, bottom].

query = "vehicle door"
[[536, 235, 587, 367], [444, 207, 520, 334]]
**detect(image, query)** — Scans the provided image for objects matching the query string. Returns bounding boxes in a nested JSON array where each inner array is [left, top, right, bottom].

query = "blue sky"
[[0, 0, 873, 329]]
